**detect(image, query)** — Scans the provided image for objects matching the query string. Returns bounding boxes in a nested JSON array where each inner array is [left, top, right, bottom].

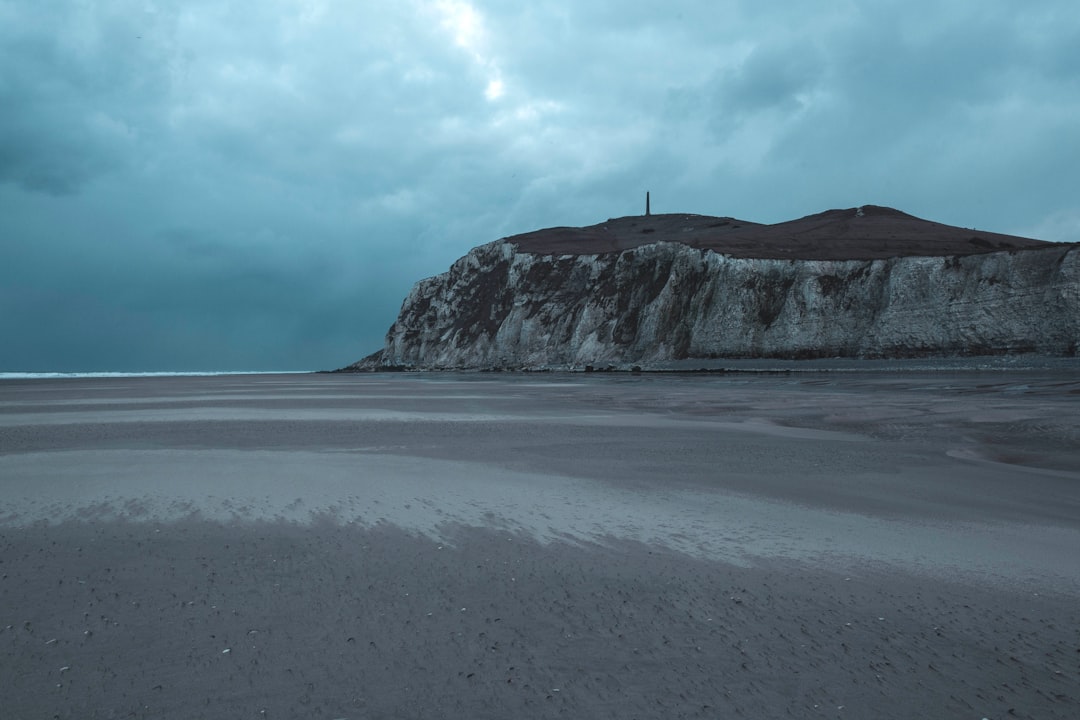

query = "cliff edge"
[[346, 206, 1078, 370]]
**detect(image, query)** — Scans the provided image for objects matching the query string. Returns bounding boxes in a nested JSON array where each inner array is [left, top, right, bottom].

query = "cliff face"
[[355, 239, 1079, 370]]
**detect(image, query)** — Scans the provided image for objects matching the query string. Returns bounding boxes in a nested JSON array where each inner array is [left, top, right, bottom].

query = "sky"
[[2, 1, 1079, 372]]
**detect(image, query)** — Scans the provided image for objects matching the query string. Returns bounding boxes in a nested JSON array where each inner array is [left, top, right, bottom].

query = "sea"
[[0, 371, 312, 380]]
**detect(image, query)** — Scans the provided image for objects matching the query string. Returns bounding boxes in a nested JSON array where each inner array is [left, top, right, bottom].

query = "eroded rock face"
[[350, 239, 1079, 370]]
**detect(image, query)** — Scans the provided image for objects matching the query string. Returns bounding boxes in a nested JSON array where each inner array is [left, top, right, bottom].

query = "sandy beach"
[[2, 371, 1078, 718]]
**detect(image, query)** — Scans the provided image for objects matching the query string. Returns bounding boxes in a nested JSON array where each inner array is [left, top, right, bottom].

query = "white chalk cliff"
[[349, 208, 1079, 370]]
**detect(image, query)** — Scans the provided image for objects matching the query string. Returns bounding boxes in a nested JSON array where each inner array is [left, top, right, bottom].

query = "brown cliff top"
[[506, 205, 1056, 260]]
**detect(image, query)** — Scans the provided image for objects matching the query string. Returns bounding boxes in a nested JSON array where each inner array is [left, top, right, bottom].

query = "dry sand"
[[1, 371, 1078, 718]]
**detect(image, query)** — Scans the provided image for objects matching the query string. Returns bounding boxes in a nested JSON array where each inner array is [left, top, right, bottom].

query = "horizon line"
[[0, 370, 315, 380]]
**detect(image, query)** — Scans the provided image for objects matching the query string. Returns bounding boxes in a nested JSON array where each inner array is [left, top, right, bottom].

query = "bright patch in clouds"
[[434, 0, 485, 57], [431, 0, 505, 101], [484, 77, 504, 100]]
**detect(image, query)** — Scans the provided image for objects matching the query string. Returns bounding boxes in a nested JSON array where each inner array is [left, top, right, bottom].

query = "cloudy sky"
[[3, 0, 1079, 371]]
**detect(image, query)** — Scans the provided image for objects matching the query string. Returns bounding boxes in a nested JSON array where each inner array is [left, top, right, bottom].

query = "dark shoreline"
[[3, 352, 1074, 379], [335, 353, 1080, 375]]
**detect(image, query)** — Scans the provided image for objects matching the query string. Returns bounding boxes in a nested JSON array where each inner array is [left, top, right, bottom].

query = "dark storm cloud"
[[706, 43, 824, 135], [1, 0, 1079, 371], [0, 1, 173, 194]]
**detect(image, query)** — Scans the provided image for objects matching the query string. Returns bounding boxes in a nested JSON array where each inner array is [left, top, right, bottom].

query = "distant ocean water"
[[0, 371, 311, 380]]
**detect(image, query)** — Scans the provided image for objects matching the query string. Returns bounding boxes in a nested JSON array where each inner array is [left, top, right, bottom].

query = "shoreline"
[[4, 352, 1077, 380], [339, 353, 1080, 374]]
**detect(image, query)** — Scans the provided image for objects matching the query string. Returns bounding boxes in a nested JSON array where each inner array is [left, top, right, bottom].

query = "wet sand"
[[1, 372, 1079, 718]]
